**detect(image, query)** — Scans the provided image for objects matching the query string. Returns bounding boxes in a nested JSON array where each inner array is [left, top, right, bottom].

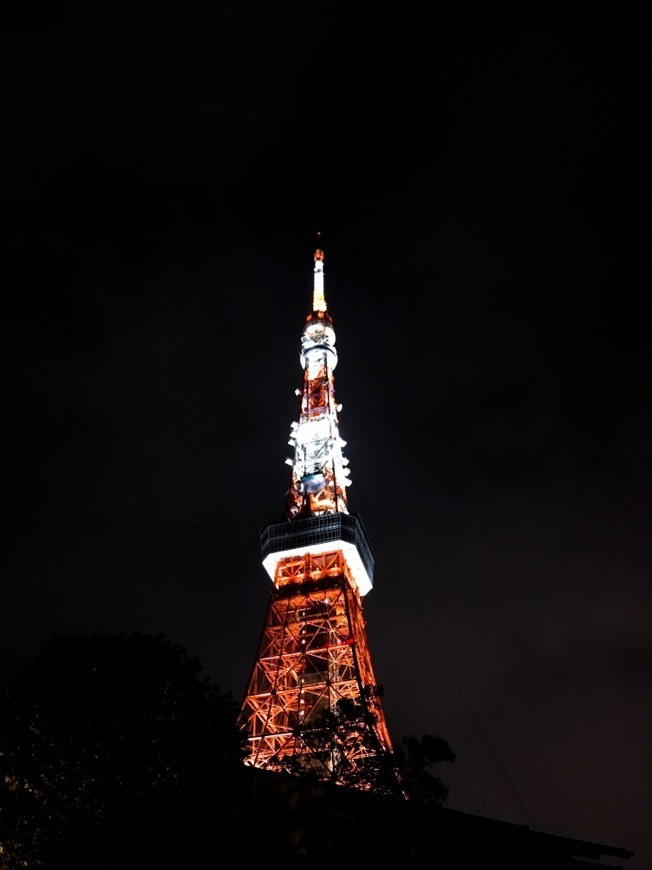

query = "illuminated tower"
[[239, 245, 398, 792]]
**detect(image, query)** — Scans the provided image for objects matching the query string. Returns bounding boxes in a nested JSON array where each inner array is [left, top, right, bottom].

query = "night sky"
[[3, 4, 650, 867]]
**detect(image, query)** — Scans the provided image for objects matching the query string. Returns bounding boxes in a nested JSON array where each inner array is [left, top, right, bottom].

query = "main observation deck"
[[260, 512, 375, 596]]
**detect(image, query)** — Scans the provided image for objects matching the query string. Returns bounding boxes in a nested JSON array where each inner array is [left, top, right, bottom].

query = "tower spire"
[[312, 246, 326, 313], [238, 244, 398, 794]]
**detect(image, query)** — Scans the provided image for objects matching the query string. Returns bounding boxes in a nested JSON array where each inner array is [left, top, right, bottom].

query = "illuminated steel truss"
[[239, 246, 395, 788]]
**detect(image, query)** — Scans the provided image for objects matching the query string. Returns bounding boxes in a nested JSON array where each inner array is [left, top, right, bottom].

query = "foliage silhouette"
[[394, 732, 456, 804], [0, 632, 247, 869], [268, 691, 455, 804]]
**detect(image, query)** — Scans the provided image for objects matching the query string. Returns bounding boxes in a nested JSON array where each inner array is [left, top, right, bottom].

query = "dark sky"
[[3, 4, 650, 867]]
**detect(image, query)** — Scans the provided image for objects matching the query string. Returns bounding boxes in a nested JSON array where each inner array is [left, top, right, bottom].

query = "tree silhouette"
[[393, 732, 456, 804], [0, 632, 247, 869], [270, 691, 455, 804]]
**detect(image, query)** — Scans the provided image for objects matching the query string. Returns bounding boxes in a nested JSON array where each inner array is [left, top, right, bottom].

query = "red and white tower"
[[239, 245, 397, 791]]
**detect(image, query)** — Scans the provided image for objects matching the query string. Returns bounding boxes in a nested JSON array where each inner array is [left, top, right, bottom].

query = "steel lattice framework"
[[239, 245, 395, 788]]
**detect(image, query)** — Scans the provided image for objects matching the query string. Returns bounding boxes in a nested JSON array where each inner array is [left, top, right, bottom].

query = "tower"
[[239, 245, 398, 793]]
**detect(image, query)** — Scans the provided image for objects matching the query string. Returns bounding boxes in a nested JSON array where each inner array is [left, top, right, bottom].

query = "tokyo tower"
[[238, 244, 399, 793]]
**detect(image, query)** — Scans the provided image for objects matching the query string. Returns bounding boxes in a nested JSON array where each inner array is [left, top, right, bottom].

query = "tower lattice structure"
[[239, 246, 397, 790]]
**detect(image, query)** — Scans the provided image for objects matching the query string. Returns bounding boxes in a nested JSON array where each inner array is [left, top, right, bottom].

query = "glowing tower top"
[[260, 244, 373, 597], [284, 246, 351, 521]]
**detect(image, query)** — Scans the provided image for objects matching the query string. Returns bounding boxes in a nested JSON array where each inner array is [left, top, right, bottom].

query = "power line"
[[369, 517, 538, 830]]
